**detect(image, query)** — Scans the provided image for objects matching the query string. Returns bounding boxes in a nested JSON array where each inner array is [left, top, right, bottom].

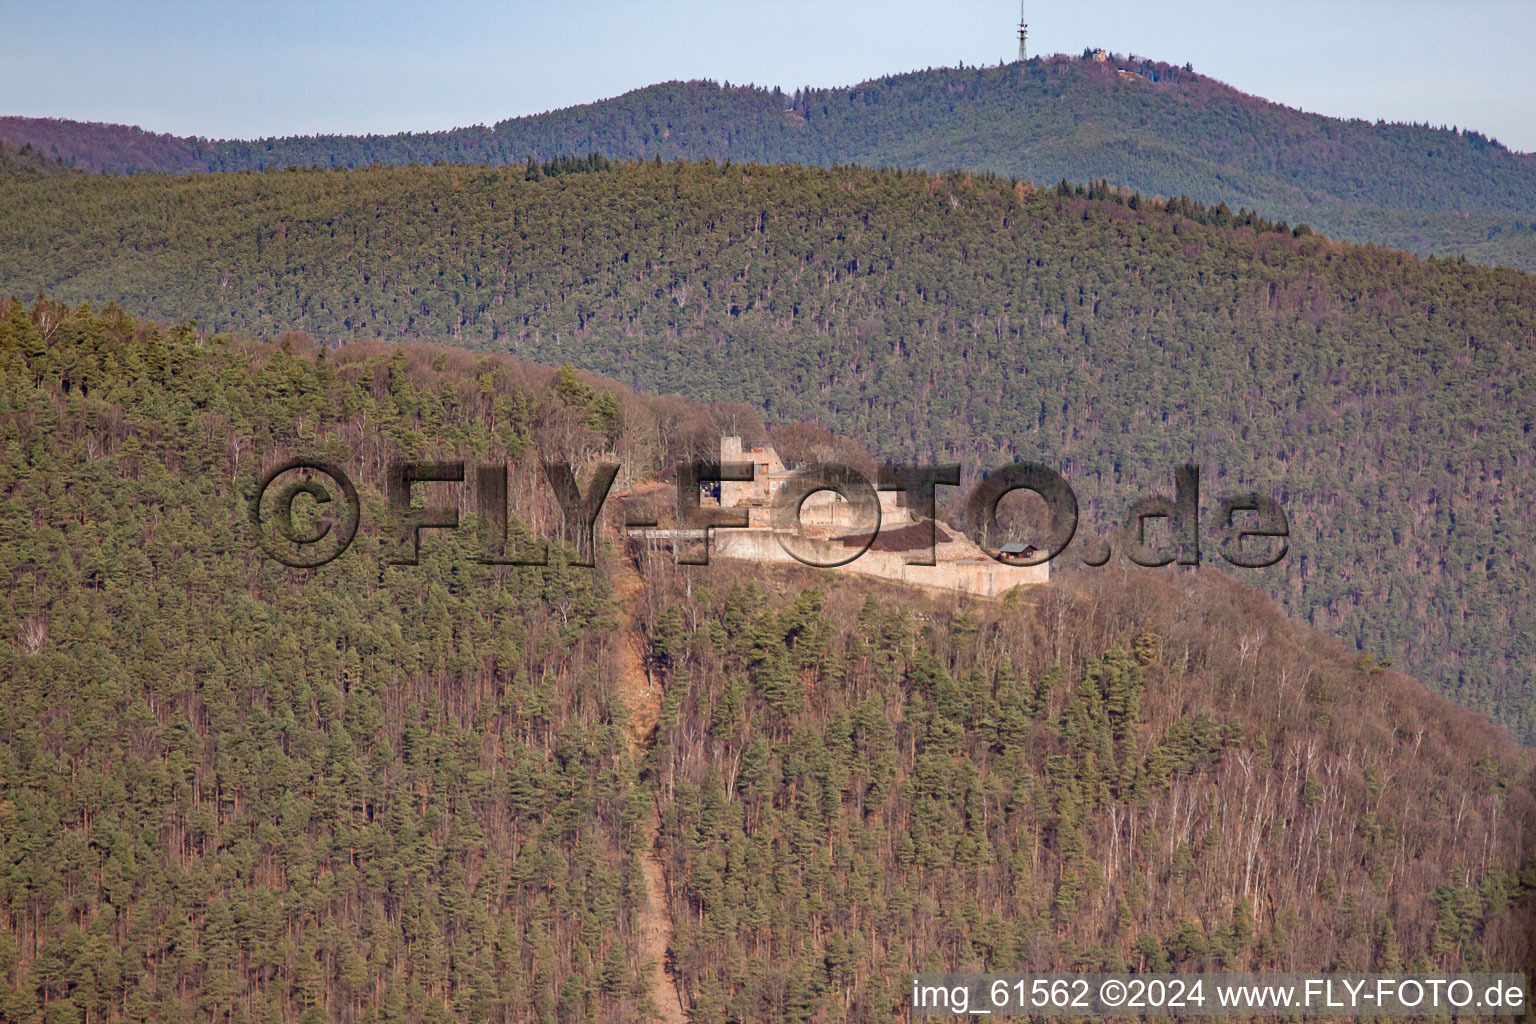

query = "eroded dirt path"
[[610, 559, 686, 1024]]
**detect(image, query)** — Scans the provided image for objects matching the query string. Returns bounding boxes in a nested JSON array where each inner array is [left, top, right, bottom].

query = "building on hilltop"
[[685, 437, 1050, 596]]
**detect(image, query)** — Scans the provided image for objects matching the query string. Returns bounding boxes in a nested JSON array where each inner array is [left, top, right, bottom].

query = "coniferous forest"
[[3, 157, 1534, 745], [0, 299, 1532, 1024]]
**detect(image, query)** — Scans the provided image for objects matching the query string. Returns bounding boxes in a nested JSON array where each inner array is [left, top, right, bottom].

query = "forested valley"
[[1, 299, 1532, 1023], [3, 158, 1533, 744]]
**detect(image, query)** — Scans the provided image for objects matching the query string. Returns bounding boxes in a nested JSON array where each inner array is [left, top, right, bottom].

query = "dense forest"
[[632, 553, 1536, 1021], [0, 300, 653, 1024], [1, 300, 1532, 1023], [6, 56, 1536, 269], [3, 158, 1534, 745]]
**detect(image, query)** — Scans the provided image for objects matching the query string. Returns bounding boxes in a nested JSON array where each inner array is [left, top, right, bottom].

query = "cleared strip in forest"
[[610, 559, 688, 1024]]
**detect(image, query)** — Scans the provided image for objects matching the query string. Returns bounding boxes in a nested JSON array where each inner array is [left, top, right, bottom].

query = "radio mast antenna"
[[1017, 0, 1028, 62]]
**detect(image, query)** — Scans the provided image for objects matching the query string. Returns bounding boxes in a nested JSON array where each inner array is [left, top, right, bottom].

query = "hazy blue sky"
[[4, 0, 1533, 152]]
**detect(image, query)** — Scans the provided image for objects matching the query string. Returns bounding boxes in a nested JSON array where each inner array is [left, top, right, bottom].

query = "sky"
[[3, 0, 1534, 153]]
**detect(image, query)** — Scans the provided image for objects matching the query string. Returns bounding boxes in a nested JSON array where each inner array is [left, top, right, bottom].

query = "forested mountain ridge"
[[1, 298, 1532, 1023], [3, 158, 1534, 744], [6, 56, 1536, 268]]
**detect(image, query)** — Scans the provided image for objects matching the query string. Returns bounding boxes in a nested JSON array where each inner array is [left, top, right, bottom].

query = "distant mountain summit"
[[5, 54, 1536, 270]]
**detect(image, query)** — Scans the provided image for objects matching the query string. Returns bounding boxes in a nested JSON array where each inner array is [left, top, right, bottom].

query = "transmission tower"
[[1017, 1, 1028, 61]]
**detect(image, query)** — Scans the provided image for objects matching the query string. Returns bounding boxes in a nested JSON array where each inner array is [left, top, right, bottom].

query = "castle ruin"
[[637, 437, 1050, 598]]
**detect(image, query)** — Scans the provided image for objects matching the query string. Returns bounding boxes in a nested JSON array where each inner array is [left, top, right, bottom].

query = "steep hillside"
[[0, 302, 654, 1024], [3, 159, 1533, 744], [6, 57, 1536, 268], [632, 547, 1536, 1018], [0, 300, 1531, 1023]]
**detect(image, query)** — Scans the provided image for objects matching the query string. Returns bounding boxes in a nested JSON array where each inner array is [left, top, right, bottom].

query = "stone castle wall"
[[712, 527, 1048, 597], [635, 437, 1051, 598]]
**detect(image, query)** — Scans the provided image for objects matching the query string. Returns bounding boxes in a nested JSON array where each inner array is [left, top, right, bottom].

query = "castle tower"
[[720, 436, 745, 506], [1017, 1, 1028, 62]]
